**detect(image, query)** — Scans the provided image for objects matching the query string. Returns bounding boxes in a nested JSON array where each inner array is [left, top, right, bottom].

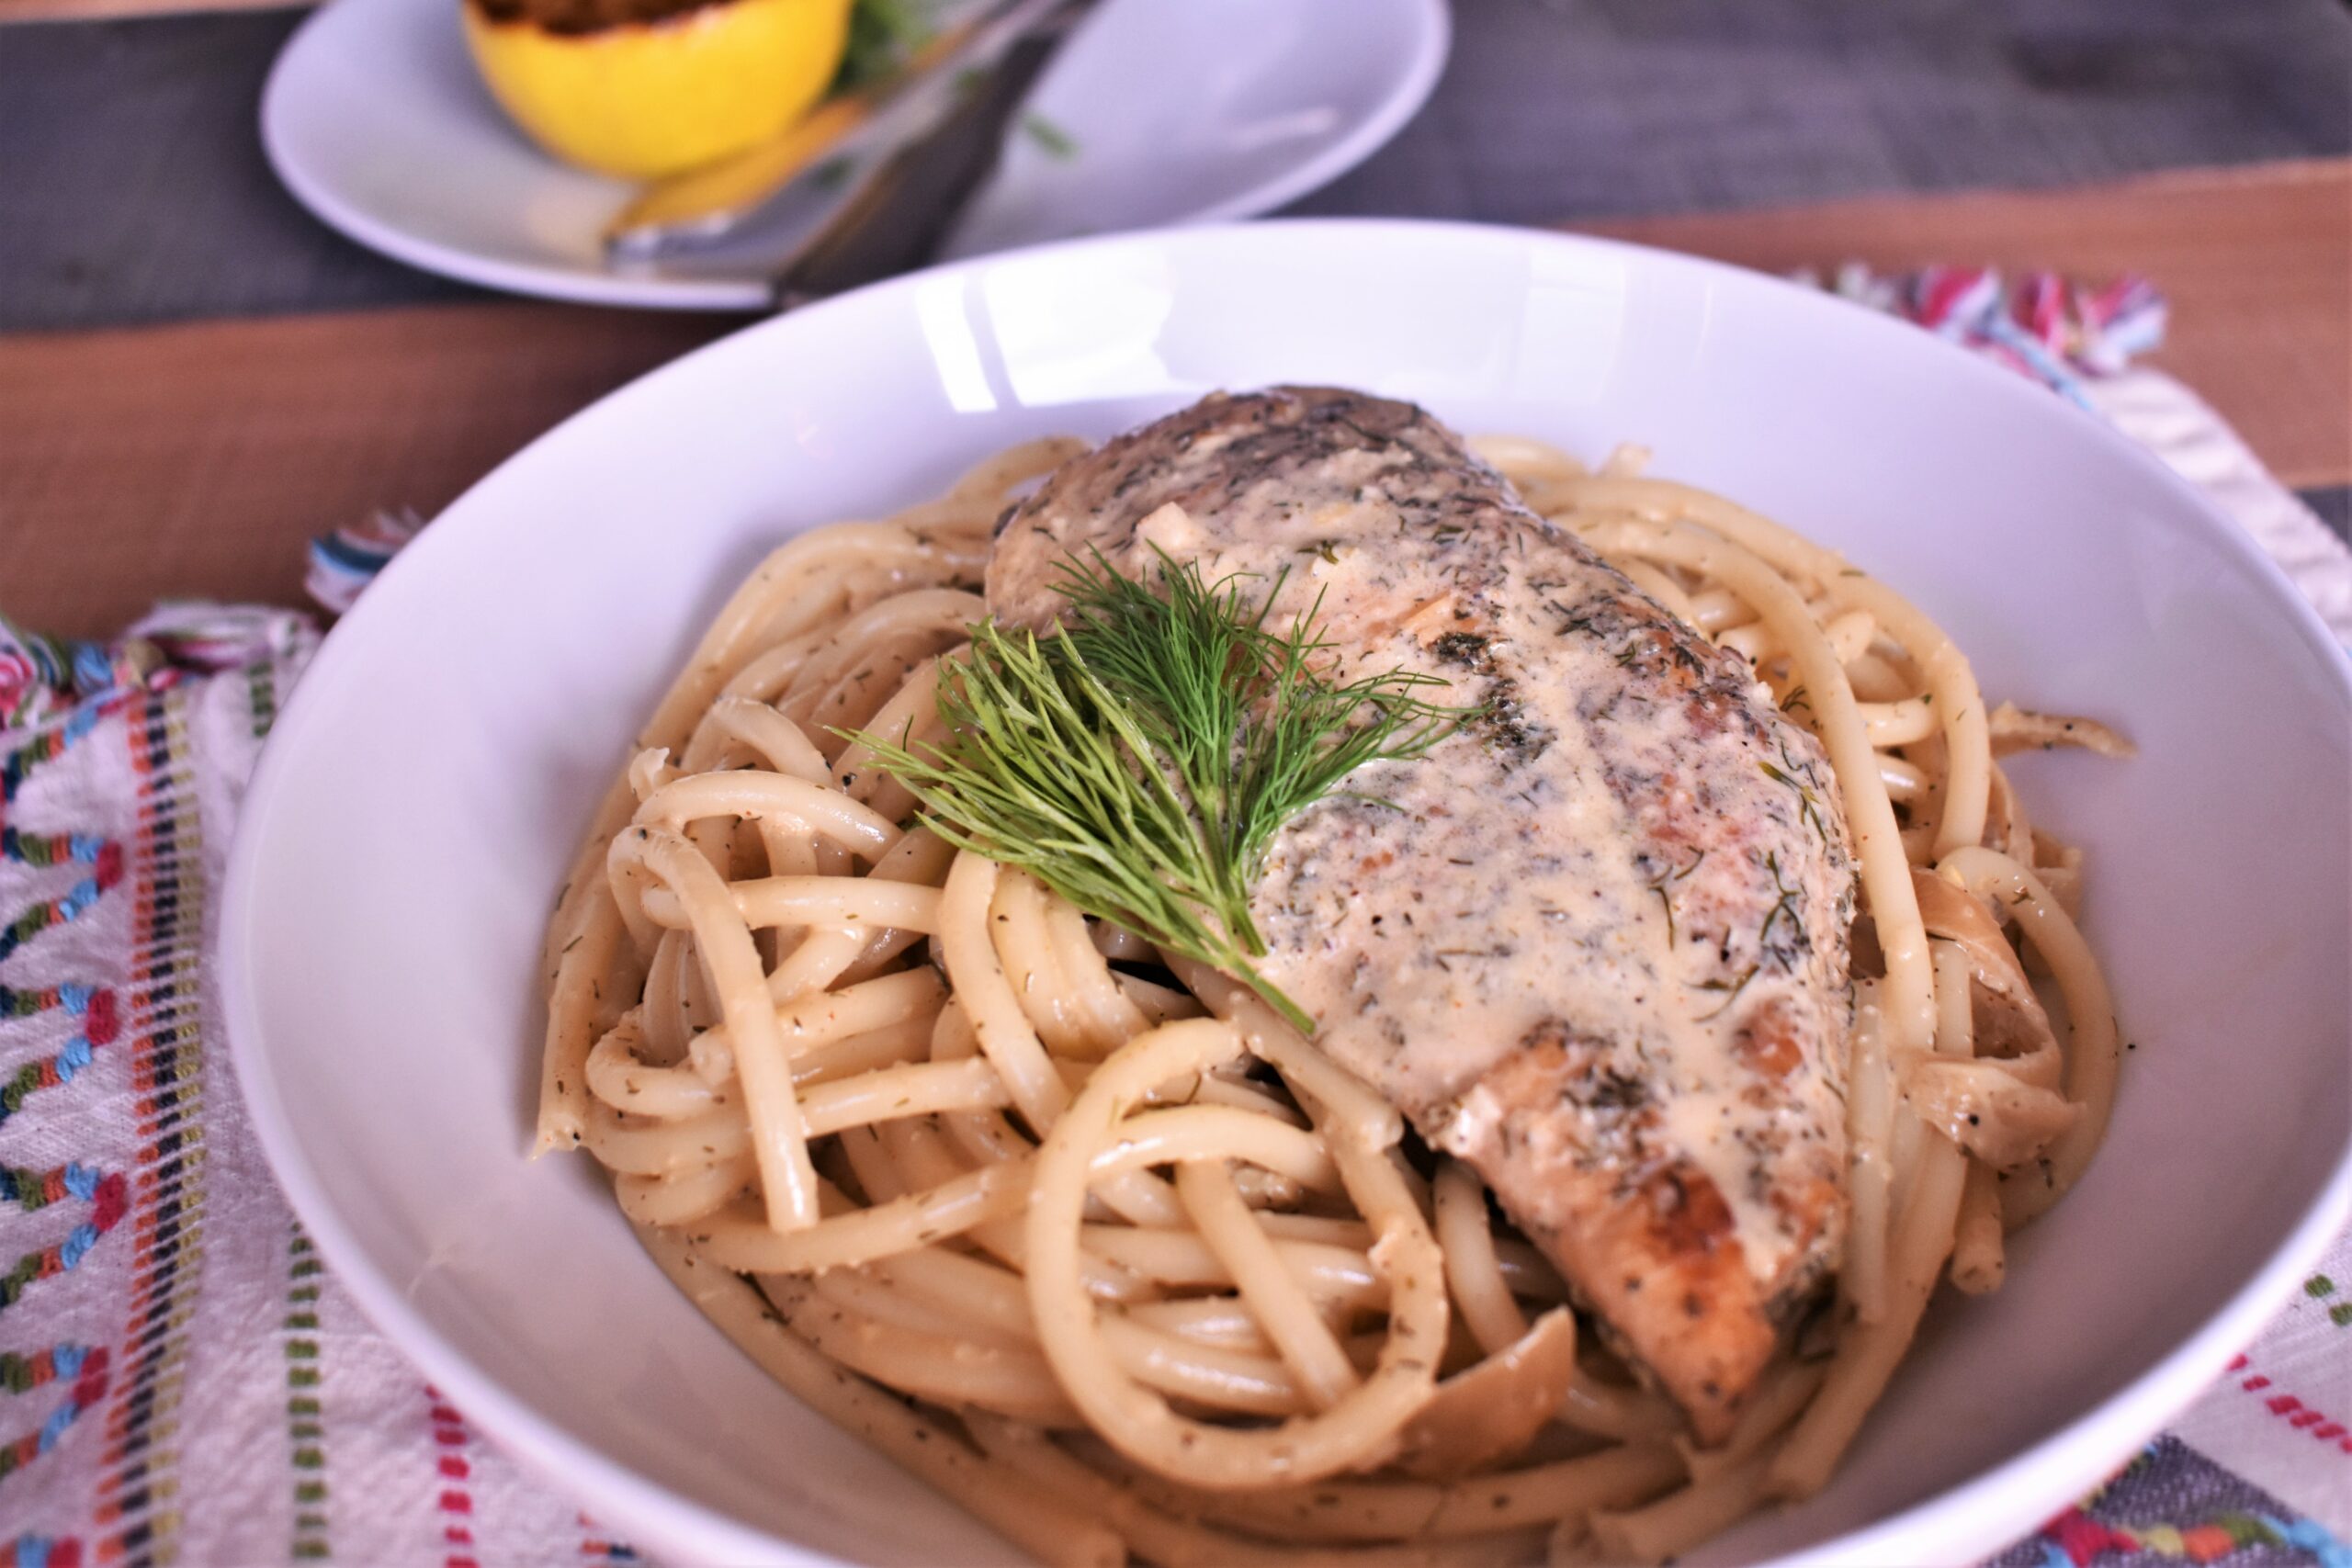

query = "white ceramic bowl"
[[220, 220, 2352, 1566]]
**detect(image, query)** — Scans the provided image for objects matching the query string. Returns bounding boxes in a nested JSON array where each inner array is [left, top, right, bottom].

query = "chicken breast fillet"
[[987, 388, 1856, 1442]]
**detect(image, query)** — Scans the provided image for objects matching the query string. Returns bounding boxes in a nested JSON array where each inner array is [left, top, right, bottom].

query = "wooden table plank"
[[1573, 160, 2352, 491], [0, 306, 734, 636], [2, 161, 2342, 639]]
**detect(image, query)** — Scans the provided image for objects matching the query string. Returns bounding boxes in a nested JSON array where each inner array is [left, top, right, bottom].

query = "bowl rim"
[[219, 216, 2352, 1567]]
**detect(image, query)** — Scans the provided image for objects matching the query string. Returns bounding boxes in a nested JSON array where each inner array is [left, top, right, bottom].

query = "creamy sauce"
[[989, 390, 1854, 1411]]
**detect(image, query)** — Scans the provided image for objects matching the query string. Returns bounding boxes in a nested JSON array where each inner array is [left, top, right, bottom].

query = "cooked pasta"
[[537, 425, 2128, 1564]]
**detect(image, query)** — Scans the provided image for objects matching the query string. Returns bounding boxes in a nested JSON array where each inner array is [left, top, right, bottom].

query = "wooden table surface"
[[1, 159, 2345, 639], [1594, 162, 2352, 492]]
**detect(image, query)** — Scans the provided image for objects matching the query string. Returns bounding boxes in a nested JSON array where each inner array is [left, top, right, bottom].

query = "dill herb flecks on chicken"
[[846, 549, 1455, 1034]]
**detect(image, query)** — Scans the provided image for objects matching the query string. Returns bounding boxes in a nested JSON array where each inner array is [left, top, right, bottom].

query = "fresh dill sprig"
[[835, 0, 931, 91], [846, 549, 1455, 1034]]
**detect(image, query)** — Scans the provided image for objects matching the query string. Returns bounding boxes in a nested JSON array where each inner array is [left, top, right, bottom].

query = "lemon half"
[[463, 0, 854, 181]]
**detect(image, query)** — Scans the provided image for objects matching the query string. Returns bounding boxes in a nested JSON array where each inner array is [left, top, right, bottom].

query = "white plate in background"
[[220, 221, 2352, 1565], [261, 0, 1450, 310]]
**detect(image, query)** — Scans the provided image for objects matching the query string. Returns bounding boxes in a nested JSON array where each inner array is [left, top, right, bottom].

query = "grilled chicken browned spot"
[[987, 388, 1857, 1442]]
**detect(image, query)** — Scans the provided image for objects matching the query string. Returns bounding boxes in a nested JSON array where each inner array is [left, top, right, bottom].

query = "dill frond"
[[845, 549, 1454, 1034]]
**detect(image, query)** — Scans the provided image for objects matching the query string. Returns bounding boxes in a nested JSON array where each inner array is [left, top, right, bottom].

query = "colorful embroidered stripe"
[[2229, 1353, 2352, 1453], [0, 1168, 127, 1310], [1, 1163, 109, 1213], [576, 1516, 638, 1561], [6, 604, 314, 728], [0, 829, 108, 870], [2039, 1504, 2352, 1567], [6, 1535, 85, 1568], [284, 1229, 332, 1561], [0, 987, 119, 1132], [2306, 1271, 2352, 1329], [424, 1388, 479, 1568], [125, 605, 300, 677], [0, 691, 152, 804], [1, 704, 108, 796], [247, 664, 279, 743], [0, 840, 123, 964], [0, 1347, 109, 1483], [0, 981, 108, 1021], [2, 1344, 96, 1396], [0, 610, 175, 729], [1814, 263, 2166, 405], [305, 511, 423, 617], [96, 694, 209, 1568]]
